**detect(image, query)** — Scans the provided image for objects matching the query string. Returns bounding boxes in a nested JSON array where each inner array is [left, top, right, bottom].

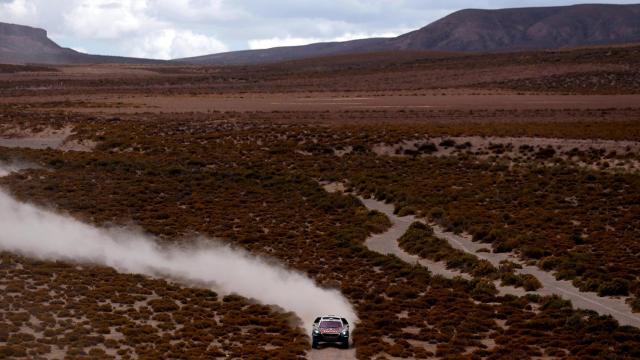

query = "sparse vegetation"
[[1, 43, 640, 358]]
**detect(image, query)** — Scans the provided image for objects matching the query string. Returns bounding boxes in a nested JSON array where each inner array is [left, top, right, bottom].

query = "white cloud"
[[248, 36, 322, 50], [150, 0, 245, 22], [127, 29, 228, 59], [333, 30, 411, 42], [71, 46, 88, 53], [56, 0, 229, 59], [0, 0, 37, 24], [248, 30, 408, 50], [63, 0, 157, 40]]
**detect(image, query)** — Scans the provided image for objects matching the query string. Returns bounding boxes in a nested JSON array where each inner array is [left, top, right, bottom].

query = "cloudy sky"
[[0, 0, 637, 59]]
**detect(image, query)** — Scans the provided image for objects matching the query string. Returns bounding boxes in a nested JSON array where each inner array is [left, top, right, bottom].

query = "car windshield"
[[320, 320, 342, 328]]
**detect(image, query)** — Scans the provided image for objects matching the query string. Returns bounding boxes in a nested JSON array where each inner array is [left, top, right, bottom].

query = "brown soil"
[[2, 92, 640, 113]]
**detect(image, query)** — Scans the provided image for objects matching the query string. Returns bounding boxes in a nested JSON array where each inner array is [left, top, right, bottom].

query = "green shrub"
[[439, 139, 456, 148], [564, 313, 584, 330], [148, 299, 179, 312], [494, 239, 518, 253], [628, 297, 640, 313], [397, 206, 417, 217], [571, 232, 585, 245], [429, 207, 445, 219], [539, 256, 561, 271], [598, 278, 630, 297], [541, 295, 572, 310], [471, 280, 498, 301], [0, 345, 27, 358], [417, 142, 438, 154], [471, 260, 496, 277], [522, 246, 548, 259], [536, 146, 556, 159], [500, 272, 519, 287], [521, 275, 542, 291]]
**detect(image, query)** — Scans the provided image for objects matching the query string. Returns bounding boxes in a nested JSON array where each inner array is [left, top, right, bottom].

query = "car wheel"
[[342, 340, 349, 349], [311, 338, 318, 349]]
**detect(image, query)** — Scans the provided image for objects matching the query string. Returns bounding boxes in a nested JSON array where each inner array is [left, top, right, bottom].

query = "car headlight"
[[341, 329, 349, 336], [313, 329, 320, 335]]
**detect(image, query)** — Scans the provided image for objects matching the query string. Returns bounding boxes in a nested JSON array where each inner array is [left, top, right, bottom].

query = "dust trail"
[[0, 167, 357, 331], [0, 161, 36, 177]]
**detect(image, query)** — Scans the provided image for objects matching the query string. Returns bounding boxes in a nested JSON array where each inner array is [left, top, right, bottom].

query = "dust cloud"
[[0, 161, 35, 177], [0, 165, 357, 331]]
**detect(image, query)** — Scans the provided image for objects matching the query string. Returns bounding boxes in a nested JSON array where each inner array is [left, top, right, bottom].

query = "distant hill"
[[3, 4, 640, 66], [180, 3, 640, 65], [179, 38, 391, 66], [0, 22, 163, 65], [393, 3, 640, 52]]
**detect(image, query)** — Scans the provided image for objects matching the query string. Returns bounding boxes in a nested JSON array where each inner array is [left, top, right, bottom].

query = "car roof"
[[320, 316, 343, 321], [313, 316, 348, 327]]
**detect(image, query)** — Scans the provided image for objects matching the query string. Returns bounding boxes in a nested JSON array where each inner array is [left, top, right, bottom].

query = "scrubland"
[[1, 44, 640, 359]]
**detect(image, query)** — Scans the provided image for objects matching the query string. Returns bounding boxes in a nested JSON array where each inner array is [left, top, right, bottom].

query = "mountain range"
[[0, 22, 160, 65], [2, 3, 640, 66]]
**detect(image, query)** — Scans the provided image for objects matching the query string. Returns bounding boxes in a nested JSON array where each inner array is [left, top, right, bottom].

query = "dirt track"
[[432, 227, 640, 328], [0, 126, 72, 150], [359, 196, 469, 280], [4, 92, 640, 113], [359, 195, 525, 297], [358, 191, 640, 328], [310, 346, 356, 360]]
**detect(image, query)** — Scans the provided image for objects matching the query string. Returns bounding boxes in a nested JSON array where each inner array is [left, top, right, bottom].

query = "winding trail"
[[323, 182, 640, 328], [360, 197, 470, 280], [432, 227, 640, 328]]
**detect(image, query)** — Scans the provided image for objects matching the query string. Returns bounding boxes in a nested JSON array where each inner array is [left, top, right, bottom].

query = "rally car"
[[311, 315, 350, 349]]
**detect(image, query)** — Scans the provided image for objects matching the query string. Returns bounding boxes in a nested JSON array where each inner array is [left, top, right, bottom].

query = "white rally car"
[[311, 315, 350, 349]]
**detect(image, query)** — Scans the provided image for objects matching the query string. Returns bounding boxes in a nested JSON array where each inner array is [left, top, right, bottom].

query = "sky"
[[0, 0, 638, 59]]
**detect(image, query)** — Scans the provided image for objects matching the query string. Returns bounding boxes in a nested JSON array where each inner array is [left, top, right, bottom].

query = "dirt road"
[[4, 92, 640, 113], [310, 346, 356, 360], [90, 93, 640, 112], [357, 191, 640, 328], [0, 125, 72, 150], [360, 196, 469, 280], [431, 227, 640, 327], [323, 182, 640, 328]]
